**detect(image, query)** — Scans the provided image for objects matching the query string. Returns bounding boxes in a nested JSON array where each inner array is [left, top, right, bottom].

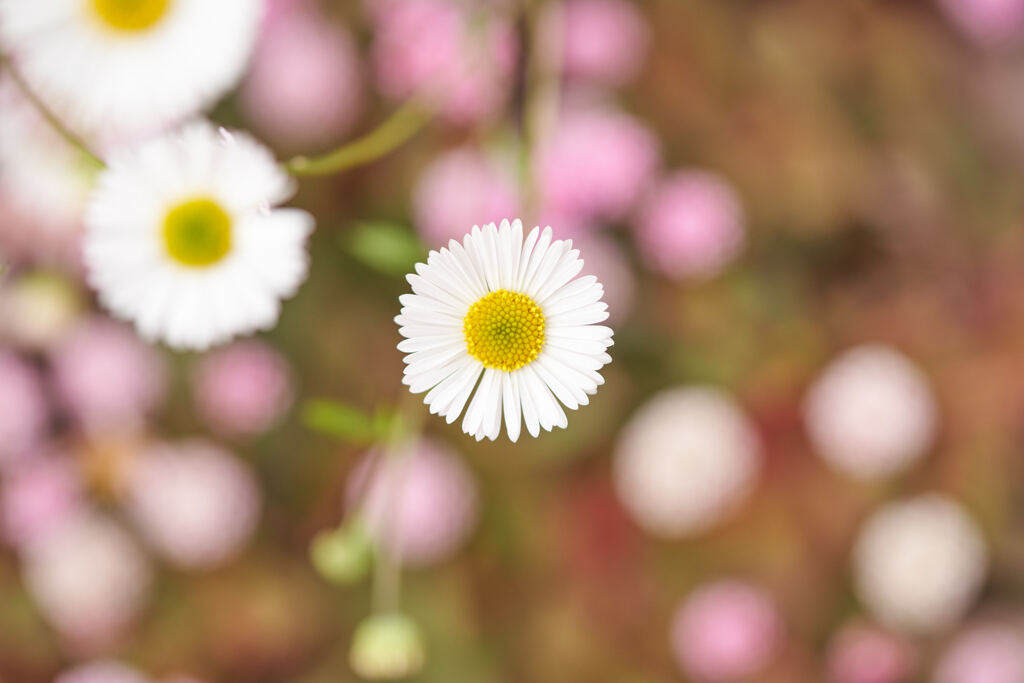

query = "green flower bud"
[[349, 613, 425, 680], [310, 521, 373, 584]]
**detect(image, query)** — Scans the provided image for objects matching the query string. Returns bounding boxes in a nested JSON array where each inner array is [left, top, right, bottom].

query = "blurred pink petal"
[[50, 319, 166, 434], [242, 0, 363, 150], [412, 146, 520, 247], [193, 340, 293, 437], [349, 438, 477, 567], [536, 102, 659, 223], [553, 0, 650, 86], [670, 580, 782, 682], [1, 455, 82, 549], [125, 441, 261, 570], [371, 0, 517, 124], [826, 622, 917, 683], [635, 170, 746, 280], [937, 0, 1024, 46], [0, 349, 48, 469], [934, 624, 1024, 683]]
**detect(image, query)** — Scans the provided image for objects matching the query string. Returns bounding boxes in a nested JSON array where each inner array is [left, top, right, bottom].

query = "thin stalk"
[[520, 0, 562, 220], [283, 101, 431, 178], [1, 55, 105, 167]]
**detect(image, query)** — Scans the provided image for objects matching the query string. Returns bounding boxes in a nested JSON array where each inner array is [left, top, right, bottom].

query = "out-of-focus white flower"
[[51, 318, 167, 433], [83, 121, 314, 350], [0, 0, 262, 141], [350, 438, 477, 567], [22, 510, 152, 646], [192, 340, 293, 437], [853, 495, 987, 634], [56, 660, 152, 683], [124, 441, 261, 569], [397, 219, 613, 441], [934, 624, 1024, 683], [241, 0, 363, 150], [804, 345, 938, 480], [349, 613, 426, 680], [0, 349, 48, 469], [0, 271, 82, 350], [669, 580, 782, 682], [825, 621, 917, 683], [613, 387, 761, 537]]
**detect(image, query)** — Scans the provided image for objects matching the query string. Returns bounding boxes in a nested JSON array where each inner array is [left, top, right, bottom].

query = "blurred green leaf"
[[303, 399, 381, 444], [346, 220, 425, 277]]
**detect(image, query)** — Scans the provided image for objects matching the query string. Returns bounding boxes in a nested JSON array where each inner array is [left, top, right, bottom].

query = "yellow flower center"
[[463, 289, 546, 372], [163, 198, 232, 267], [91, 0, 171, 32]]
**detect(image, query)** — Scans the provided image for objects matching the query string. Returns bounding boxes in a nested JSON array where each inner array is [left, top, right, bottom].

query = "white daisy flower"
[[83, 121, 313, 351], [396, 218, 613, 442], [0, 0, 262, 141]]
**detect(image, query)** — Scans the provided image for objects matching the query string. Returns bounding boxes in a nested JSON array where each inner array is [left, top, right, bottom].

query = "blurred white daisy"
[[396, 219, 613, 441], [83, 121, 313, 350], [853, 494, 987, 634], [0, 0, 262, 141], [613, 387, 761, 537], [804, 344, 938, 479]]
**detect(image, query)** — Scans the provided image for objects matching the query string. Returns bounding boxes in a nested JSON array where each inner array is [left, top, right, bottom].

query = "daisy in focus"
[[0, 0, 262, 140], [83, 121, 313, 350], [396, 219, 613, 442]]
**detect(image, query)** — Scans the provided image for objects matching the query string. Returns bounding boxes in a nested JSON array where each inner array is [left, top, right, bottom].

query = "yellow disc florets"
[[92, 0, 171, 32], [163, 197, 233, 267], [463, 289, 546, 372]]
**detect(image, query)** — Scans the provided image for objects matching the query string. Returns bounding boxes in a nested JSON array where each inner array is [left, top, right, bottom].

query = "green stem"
[[283, 101, 431, 178], [1, 55, 105, 168], [520, 0, 562, 221]]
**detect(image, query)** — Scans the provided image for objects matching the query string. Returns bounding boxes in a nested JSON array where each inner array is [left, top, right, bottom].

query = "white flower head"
[[396, 219, 613, 441], [853, 494, 987, 634], [83, 121, 314, 350], [0, 0, 262, 141], [805, 344, 938, 479], [613, 387, 761, 537]]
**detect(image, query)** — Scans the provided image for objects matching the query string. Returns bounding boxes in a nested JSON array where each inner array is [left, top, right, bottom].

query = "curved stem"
[[1, 55, 105, 167], [283, 101, 431, 178]]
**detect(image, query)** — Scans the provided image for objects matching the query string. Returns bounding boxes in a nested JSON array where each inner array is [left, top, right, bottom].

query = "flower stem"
[[1, 55, 105, 168], [283, 101, 431, 178], [520, 0, 562, 221]]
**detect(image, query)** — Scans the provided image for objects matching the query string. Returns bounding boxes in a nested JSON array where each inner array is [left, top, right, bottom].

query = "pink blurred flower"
[[934, 624, 1024, 683], [124, 441, 261, 570], [635, 170, 746, 280], [56, 661, 152, 683], [349, 438, 477, 567], [551, 0, 650, 87], [535, 103, 659, 223], [193, 340, 293, 437], [826, 622, 917, 683], [571, 234, 635, 323], [937, 0, 1024, 47], [50, 319, 166, 433], [23, 510, 151, 648], [241, 0, 362, 150], [371, 0, 517, 124], [0, 349, 48, 468], [412, 146, 520, 247], [670, 580, 782, 682], [1, 455, 82, 549]]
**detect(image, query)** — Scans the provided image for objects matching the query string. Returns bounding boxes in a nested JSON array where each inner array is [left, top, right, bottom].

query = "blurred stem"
[[370, 393, 425, 614], [283, 100, 431, 178], [520, 0, 562, 220], [1, 54, 105, 168]]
